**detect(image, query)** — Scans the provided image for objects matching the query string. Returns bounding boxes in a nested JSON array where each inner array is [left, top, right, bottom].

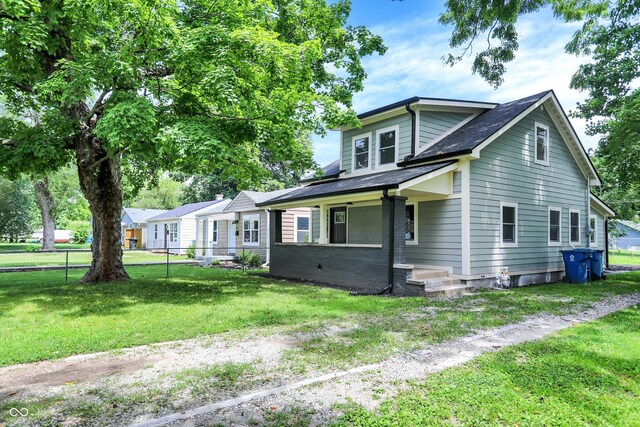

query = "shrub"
[[68, 221, 90, 244], [186, 242, 196, 259], [238, 251, 262, 267], [210, 259, 221, 266]]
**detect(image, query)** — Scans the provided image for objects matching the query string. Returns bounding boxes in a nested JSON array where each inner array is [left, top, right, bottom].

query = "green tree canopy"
[[0, 178, 38, 241], [0, 0, 385, 281]]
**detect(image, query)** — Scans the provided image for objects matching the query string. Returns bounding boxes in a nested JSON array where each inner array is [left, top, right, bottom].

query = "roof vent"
[[215, 194, 224, 200]]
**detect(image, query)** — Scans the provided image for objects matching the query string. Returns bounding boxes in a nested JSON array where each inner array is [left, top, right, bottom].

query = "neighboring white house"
[[146, 195, 230, 254], [195, 189, 311, 263]]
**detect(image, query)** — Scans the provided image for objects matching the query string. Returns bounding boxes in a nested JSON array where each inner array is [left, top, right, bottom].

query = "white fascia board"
[[590, 194, 616, 217]]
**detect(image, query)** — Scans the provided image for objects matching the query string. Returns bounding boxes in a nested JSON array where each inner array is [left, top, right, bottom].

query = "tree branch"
[[85, 88, 112, 123]]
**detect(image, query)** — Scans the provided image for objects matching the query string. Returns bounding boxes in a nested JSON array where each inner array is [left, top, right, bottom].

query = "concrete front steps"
[[407, 268, 475, 298]]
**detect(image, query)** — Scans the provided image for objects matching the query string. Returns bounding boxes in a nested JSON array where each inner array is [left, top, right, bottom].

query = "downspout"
[[264, 208, 270, 264], [605, 218, 610, 269], [403, 103, 416, 162], [350, 189, 394, 296], [586, 179, 591, 248]]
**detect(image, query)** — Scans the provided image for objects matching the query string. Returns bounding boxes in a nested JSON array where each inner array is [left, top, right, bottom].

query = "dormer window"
[[377, 125, 398, 166], [353, 133, 371, 171]]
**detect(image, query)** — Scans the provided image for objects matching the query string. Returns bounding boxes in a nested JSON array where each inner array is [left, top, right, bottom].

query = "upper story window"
[[570, 209, 580, 243], [376, 125, 399, 166], [352, 133, 371, 171], [500, 202, 518, 247], [535, 122, 549, 165]]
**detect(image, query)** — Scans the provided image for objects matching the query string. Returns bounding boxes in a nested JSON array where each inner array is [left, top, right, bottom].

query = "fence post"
[[65, 251, 69, 283], [166, 248, 169, 278]]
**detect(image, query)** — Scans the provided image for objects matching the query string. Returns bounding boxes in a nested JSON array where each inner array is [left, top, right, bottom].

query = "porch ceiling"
[[257, 160, 457, 209]]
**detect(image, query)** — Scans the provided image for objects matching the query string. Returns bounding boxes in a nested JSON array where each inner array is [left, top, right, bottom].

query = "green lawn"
[[1, 267, 640, 368], [610, 249, 640, 266], [336, 305, 640, 427], [0, 242, 91, 252], [0, 249, 187, 268]]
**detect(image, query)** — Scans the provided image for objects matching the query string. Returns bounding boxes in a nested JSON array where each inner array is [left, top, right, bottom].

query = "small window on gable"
[[500, 202, 518, 247], [377, 126, 398, 166], [570, 209, 580, 243], [535, 122, 549, 165], [549, 207, 561, 246], [353, 134, 370, 171], [590, 215, 597, 246]]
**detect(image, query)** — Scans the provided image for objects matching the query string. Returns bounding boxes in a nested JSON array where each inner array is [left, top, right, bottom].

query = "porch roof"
[[257, 160, 456, 207]]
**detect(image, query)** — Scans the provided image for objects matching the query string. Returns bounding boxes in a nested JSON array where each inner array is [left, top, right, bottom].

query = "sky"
[[312, 0, 597, 166]]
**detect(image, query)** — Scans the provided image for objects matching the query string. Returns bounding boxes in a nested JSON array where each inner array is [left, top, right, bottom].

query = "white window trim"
[[242, 214, 260, 246], [154, 224, 158, 240], [211, 220, 218, 244], [169, 222, 178, 243], [500, 201, 518, 248], [376, 124, 400, 169], [548, 206, 562, 246], [293, 214, 310, 243], [405, 203, 418, 246], [569, 208, 581, 244], [589, 214, 597, 247], [351, 132, 372, 173], [534, 122, 550, 166]]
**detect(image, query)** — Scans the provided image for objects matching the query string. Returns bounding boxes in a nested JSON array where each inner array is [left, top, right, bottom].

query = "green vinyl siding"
[[342, 114, 412, 174], [347, 205, 382, 244], [452, 171, 462, 193], [469, 107, 589, 275], [406, 199, 462, 274], [419, 111, 472, 147]]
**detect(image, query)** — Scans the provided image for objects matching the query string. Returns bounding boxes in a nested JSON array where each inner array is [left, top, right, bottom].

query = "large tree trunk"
[[33, 176, 56, 251], [75, 129, 129, 283]]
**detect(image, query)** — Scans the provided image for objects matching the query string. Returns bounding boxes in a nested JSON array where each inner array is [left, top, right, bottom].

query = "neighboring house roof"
[[356, 96, 498, 120], [122, 208, 167, 225], [619, 220, 640, 232], [300, 159, 343, 182], [258, 161, 457, 206], [407, 91, 550, 163], [241, 188, 298, 204], [147, 200, 227, 221]]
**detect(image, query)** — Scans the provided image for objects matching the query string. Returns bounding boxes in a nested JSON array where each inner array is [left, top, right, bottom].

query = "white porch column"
[[319, 203, 328, 244], [206, 220, 213, 257], [195, 219, 201, 253]]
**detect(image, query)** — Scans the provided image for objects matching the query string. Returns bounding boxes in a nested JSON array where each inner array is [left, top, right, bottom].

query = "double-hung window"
[[169, 223, 178, 243], [295, 216, 310, 243], [154, 224, 158, 240], [243, 214, 260, 245], [353, 133, 370, 171], [405, 204, 417, 244], [500, 202, 518, 247], [376, 125, 398, 166], [570, 209, 580, 243], [212, 221, 218, 244], [548, 207, 561, 246], [535, 122, 549, 165], [589, 215, 597, 246]]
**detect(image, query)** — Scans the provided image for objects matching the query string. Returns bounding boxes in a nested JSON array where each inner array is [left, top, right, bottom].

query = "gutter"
[[403, 103, 416, 162]]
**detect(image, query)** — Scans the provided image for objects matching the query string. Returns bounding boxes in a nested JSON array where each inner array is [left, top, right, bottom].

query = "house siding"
[[226, 192, 257, 212], [348, 205, 382, 244], [311, 209, 320, 243], [406, 198, 462, 274], [469, 107, 589, 276], [342, 114, 412, 174], [452, 171, 462, 193], [419, 111, 472, 148]]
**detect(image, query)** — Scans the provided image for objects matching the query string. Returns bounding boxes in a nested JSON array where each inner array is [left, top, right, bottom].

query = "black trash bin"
[[128, 238, 138, 249]]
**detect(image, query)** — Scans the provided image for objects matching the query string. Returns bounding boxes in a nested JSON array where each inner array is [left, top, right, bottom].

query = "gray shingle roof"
[[122, 208, 167, 224], [301, 159, 343, 182], [257, 161, 457, 206], [407, 91, 550, 164], [147, 200, 226, 221], [242, 188, 298, 204]]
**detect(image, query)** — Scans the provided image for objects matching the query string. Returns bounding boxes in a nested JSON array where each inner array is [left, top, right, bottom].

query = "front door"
[[228, 221, 237, 254], [330, 207, 347, 244]]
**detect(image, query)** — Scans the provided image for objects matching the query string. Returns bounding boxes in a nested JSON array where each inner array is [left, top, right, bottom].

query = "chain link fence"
[[0, 247, 269, 284]]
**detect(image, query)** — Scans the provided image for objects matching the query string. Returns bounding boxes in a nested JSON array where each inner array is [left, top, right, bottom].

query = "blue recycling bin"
[[560, 249, 593, 283], [590, 249, 605, 280]]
